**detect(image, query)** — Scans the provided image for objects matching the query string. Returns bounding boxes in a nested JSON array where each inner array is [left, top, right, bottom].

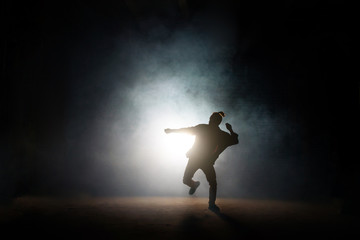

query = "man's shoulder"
[[218, 128, 231, 137], [193, 124, 209, 133]]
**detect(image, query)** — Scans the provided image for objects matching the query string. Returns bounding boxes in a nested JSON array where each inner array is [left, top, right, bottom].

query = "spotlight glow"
[[150, 125, 195, 172], [158, 132, 195, 173], [163, 133, 195, 159]]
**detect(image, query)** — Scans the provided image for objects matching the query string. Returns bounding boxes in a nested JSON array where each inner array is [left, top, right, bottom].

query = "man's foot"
[[208, 204, 220, 213], [189, 181, 200, 195]]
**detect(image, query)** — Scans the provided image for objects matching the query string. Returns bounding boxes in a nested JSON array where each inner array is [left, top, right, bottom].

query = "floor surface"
[[0, 197, 357, 239]]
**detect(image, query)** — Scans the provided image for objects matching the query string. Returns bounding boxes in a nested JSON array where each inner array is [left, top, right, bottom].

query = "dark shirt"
[[179, 124, 238, 164]]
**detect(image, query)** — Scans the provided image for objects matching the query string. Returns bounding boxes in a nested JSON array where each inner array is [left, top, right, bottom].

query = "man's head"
[[209, 112, 225, 126]]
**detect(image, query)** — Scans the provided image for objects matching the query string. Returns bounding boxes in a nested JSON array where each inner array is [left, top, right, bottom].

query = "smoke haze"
[[2, 1, 356, 202]]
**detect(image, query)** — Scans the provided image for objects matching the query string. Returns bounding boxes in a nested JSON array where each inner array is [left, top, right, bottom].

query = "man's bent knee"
[[183, 177, 192, 186]]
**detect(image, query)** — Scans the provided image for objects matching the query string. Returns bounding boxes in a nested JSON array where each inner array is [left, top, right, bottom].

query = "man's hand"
[[225, 123, 233, 132], [164, 128, 172, 134]]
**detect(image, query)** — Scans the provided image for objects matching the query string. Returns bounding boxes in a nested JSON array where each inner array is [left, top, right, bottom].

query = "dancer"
[[164, 112, 238, 212]]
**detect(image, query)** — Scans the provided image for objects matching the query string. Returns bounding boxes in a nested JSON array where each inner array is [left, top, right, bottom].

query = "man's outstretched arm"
[[164, 126, 196, 135]]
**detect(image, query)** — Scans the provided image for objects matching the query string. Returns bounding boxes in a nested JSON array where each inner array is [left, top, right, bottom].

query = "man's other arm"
[[225, 123, 239, 145]]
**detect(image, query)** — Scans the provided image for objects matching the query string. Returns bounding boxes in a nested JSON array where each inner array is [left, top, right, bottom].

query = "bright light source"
[[162, 133, 194, 174], [152, 129, 195, 171], [163, 133, 195, 159]]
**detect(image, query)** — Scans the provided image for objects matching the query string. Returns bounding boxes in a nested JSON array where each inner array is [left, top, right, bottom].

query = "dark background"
[[1, 0, 358, 211]]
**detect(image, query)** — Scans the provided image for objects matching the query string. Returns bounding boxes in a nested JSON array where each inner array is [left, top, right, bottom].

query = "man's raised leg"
[[183, 160, 200, 195]]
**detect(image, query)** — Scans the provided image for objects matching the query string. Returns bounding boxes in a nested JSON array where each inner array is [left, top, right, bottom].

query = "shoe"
[[208, 204, 220, 212], [189, 181, 200, 195]]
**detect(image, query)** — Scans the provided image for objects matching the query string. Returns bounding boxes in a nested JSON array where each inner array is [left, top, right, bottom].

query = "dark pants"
[[183, 159, 217, 205]]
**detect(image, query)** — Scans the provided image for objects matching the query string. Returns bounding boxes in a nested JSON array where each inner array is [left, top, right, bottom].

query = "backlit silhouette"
[[165, 112, 238, 212]]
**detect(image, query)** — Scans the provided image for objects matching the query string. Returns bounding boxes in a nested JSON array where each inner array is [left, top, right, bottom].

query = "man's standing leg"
[[183, 159, 200, 195], [201, 164, 219, 211]]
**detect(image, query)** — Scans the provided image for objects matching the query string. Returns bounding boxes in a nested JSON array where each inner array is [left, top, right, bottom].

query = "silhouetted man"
[[165, 112, 238, 212]]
